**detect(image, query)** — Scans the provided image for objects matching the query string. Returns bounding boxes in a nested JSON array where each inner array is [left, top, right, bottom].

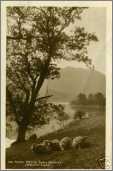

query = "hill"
[[6, 107, 105, 169], [40, 67, 106, 102]]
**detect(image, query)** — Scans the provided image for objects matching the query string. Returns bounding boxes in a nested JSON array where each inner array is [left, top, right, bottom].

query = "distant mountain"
[[40, 67, 106, 102]]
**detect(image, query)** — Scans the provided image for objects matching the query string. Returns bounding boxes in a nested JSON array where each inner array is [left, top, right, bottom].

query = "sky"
[[57, 8, 106, 74], [7, 7, 106, 74]]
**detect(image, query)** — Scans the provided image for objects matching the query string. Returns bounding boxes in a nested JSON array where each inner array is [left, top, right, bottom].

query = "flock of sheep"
[[31, 136, 88, 154]]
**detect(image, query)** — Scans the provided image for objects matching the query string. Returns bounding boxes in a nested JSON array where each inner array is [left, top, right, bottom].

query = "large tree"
[[7, 7, 98, 142]]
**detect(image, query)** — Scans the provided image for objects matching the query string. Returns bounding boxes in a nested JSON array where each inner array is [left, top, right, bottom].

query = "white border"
[[1, 1, 112, 170], [0, 1, 112, 7], [105, 3, 112, 170]]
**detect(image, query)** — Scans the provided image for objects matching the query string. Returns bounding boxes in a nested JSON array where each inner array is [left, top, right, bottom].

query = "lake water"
[[6, 103, 75, 148]]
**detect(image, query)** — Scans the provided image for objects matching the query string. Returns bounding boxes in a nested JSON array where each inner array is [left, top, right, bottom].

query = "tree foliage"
[[70, 92, 105, 106], [6, 7, 98, 142]]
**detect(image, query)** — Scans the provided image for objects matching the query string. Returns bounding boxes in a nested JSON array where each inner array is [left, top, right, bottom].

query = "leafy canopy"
[[7, 7, 98, 126]]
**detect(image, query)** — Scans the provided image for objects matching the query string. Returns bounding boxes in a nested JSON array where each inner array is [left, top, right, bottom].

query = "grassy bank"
[[6, 109, 105, 169]]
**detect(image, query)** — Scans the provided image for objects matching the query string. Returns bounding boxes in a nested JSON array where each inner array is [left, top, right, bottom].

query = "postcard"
[[1, 1, 112, 170]]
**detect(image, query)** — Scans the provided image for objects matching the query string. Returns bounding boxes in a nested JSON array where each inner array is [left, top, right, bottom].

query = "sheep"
[[42, 140, 52, 153], [42, 139, 61, 152], [31, 143, 39, 153], [52, 139, 60, 144], [31, 139, 61, 154], [72, 136, 88, 149], [31, 136, 89, 154], [60, 137, 72, 151], [31, 141, 51, 154], [50, 139, 61, 151]]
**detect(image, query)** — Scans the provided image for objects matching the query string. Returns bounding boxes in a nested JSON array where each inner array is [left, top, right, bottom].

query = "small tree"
[[54, 104, 70, 128], [94, 92, 106, 106], [70, 93, 88, 107], [87, 93, 94, 105], [7, 7, 98, 142], [77, 93, 88, 105]]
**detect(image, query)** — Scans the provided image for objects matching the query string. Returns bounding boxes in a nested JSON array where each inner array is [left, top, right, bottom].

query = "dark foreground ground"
[[6, 107, 105, 169]]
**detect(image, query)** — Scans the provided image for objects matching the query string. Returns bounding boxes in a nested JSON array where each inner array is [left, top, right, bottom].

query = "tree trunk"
[[17, 125, 27, 143]]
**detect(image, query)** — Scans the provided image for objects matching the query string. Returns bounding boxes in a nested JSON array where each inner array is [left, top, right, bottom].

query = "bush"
[[74, 110, 85, 120]]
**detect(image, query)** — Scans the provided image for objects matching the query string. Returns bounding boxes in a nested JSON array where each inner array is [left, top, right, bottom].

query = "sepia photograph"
[[1, 1, 112, 170]]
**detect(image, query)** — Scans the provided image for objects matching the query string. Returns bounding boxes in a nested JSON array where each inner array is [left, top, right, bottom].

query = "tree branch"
[[36, 95, 53, 101], [15, 72, 30, 104]]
